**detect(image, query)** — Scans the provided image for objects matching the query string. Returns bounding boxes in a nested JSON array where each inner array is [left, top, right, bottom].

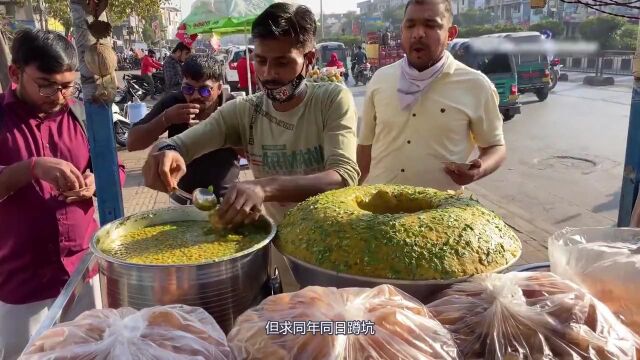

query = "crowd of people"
[[0, 0, 510, 355], [1, 0, 640, 359]]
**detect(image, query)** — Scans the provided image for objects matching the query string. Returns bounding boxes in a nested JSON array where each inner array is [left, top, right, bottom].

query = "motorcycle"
[[123, 72, 165, 100], [111, 103, 130, 147], [75, 87, 132, 147], [115, 76, 145, 112], [549, 58, 563, 91], [354, 62, 372, 86]]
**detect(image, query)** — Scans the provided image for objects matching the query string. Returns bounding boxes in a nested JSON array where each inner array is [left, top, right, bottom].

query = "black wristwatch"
[[158, 144, 179, 153]]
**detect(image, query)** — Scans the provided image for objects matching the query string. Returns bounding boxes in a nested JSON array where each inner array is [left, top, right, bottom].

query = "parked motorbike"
[[354, 63, 372, 86], [75, 87, 132, 147], [549, 58, 563, 91], [123, 72, 165, 100], [115, 77, 145, 112], [111, 103, 130, 147]]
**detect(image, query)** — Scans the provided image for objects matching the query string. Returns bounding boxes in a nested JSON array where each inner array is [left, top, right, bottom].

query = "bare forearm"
[[0, 160, 33, 200], [357, 145, 372, 185], [478, 145, 506, 179], [255, 170, 346, 203], [127, 113, 168, 151]]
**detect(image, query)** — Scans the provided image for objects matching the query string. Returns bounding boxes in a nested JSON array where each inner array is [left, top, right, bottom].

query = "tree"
[[142, 22, 154, 44], [529, 20, 564, 38], [579, 15, 627, 50], [382, 5, 404, 27], [454, 9, 494, 27], [616, 23, 637, 50], [42, 0, 166, 29], [109, 0, 166, 24], [44, 0, 72, 34], [141, 12, 163, 45]]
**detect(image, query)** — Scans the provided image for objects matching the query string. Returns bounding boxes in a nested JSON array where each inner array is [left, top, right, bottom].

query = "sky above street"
[[176, 0, 360, 21]]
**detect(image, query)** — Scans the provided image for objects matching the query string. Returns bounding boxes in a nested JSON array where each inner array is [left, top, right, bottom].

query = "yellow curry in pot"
[[100, 221, 269, 265]]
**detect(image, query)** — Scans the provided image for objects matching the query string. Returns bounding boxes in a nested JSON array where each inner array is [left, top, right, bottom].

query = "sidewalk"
[[120, 148, 170, 214], [118, 147, 547, 266]]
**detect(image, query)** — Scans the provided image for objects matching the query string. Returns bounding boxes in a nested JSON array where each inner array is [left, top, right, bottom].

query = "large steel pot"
[[91, 206, 277, 333], [280, 252, 520, 303]]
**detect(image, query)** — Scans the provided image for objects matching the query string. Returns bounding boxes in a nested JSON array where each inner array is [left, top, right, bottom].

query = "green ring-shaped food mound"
[[277, 184, 522, 280]]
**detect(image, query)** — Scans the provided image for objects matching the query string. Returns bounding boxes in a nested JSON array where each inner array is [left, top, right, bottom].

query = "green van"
[[481, 32, 551, 101], [449, 38, 521, 121]]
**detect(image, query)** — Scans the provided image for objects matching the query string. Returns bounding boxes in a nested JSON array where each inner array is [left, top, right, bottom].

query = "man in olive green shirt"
[[143, 3, 359, 226]]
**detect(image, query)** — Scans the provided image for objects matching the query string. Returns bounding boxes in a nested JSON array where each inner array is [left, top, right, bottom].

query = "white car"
[[224, 46, 254, 91]]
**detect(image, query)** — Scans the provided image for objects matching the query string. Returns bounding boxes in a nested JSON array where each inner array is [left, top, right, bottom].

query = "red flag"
[[176, 23, 198, 47]]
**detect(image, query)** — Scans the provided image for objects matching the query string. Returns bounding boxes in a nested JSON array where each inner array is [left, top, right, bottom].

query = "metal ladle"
[[191, 187, 219, 211], [191, 187, 261, 226]]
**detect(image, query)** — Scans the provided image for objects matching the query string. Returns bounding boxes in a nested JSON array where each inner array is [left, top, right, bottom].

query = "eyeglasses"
[[181, 85, 214, 98], [23, 71, 80, 97], [38, 83, 80, 97]]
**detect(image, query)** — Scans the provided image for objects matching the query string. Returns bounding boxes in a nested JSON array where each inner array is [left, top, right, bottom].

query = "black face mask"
[[258, 54, 309, 104]]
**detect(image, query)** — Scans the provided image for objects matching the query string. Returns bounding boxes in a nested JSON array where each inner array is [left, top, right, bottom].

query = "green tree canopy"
[[579, 15, 627, 50], [44, 0, 72, 34], [382, 5, 404, 26], [42, 0, 168, 31], [110, 0, 167, 24], [616, 23, 637, 50]]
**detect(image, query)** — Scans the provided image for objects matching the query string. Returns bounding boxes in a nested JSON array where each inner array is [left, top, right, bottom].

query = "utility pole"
[[69, 0, 124, 225], [320, 0, 324, 39], [618, 22, 640, 226], [37, 0, 47, 30]]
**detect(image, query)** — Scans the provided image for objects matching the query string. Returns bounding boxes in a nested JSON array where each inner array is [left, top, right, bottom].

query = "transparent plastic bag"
[[227, 284, 459, 360], [549, 227, 640, 335], [426, 272, 639, 360], [21, 304, 232, 360]]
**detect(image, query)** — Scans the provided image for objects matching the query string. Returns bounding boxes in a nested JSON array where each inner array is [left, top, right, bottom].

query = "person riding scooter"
[[351, 46, 368, 78]]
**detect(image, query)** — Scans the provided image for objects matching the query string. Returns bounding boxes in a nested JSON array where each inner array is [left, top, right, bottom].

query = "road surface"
[[347, 73, 632, 246]]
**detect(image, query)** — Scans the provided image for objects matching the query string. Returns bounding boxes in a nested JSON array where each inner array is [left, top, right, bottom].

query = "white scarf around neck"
[[397, 52, 449, 110]]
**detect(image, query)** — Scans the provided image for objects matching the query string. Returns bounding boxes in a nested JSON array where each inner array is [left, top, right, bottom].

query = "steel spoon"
[[191, 187, 219, 211]]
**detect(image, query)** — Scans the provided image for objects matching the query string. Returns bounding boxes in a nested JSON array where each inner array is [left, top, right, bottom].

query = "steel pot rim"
[[281, 252, 521, 286], [90, 206, 277, 268]]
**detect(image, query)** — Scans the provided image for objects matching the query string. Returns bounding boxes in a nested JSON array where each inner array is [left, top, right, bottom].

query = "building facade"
[[161, 6, 181, 41]]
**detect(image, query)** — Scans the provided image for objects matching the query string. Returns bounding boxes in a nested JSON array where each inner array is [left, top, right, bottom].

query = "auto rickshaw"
[[449, 38, 521, 121], [481, 32, 551, 101], [316, 42, 349, 81]]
